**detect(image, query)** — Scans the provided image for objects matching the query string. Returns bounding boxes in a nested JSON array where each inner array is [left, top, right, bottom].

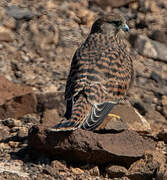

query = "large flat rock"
[[28, 126, 155, 166], [0, 75, 37, 119]]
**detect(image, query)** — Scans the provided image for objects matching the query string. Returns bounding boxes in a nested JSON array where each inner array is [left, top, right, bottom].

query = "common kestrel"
[[48, 12, 134, 131]]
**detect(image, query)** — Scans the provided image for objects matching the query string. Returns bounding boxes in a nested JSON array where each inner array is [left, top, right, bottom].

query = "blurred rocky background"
[[0, 0, 167, 179]]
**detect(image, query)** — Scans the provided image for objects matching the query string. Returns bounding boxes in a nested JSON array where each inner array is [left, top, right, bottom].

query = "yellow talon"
[[108, 113, 121, 119]]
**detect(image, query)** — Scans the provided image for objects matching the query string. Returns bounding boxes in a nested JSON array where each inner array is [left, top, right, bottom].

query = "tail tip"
[[47, 121, 79, 132]]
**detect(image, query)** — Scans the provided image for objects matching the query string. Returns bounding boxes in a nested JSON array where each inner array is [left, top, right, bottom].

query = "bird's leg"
[[108, 113, 121, 119]]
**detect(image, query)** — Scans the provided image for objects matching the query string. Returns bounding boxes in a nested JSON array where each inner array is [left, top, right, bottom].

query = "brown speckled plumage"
[[48, 12, 134, 131]]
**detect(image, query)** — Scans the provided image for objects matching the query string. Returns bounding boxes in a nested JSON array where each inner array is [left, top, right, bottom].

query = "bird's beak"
[[122, 24, 129, 32]]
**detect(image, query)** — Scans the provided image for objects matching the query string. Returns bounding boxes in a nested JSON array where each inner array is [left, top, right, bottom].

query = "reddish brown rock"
[[128, 151, 165, 180], [0, 75, 37, 119], [106, 165, 128, 178], [28, 125, 155, 166]]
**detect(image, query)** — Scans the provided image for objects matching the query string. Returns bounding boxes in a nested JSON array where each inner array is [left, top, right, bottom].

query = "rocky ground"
[[0, 0, 167, 179]]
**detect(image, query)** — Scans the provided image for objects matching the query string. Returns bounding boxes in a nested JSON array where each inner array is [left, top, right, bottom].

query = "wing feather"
[[81, 102, 116, 130]]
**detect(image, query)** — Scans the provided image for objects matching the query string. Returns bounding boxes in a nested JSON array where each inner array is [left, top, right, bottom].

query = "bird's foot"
[[108, 113, 121, 120]]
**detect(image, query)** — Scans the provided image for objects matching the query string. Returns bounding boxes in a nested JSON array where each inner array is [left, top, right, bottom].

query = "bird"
[[48, 12, 134, 132]]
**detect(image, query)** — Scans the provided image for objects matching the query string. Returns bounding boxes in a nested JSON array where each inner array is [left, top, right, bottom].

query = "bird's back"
[[65, 32, 133, 105]]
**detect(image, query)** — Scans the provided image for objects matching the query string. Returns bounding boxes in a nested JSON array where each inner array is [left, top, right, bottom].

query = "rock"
[[156, 163, 167, 180], [157, 128, 167, 143], [89, 0, 135, 9], [0, 26, 15, 42], [0, 126, 9, 141], [135, 20, 148, 29], [0, 75, 37, 119], [2, 118, 22, 128], [149, 30, 167, 46], [150, 71, 162, 83], [36, 92, 65, 120], [42, 164, 60, 177], [70, 167, 84, 175], [51, 160, 67, 172], [98, 104, 151, 133], [162, 107, 167, 119], [162, 96, 167, 106], [66, 2, 95, 27], [129, 34, 167, 63], [161, 95, 167, 118], [133, 101, 147, 115], [28, 126, 155, 165], [17, 127, 28, 139], [89, 166, 100, 176], [106, 165, 128, 178], [145, 110, 166, 126], [42, 109, 60, 127], [127, 151, 163, 180], [8, 141, 19, 148], [35, 26, 59, 50], [6, 6, 34, 20], [3, 17, 16, 30], [156, 168, 167, 180], [0, 143, 10, 151], [0, 161, 29, 178], [19, 113, 40, 125], [46, 1, 59, 10]]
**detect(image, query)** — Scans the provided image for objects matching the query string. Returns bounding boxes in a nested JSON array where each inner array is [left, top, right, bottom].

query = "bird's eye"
[[111, 21, 122, 26]]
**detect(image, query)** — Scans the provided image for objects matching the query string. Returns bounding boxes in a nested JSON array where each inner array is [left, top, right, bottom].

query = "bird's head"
[[90, 13, 129, 36]]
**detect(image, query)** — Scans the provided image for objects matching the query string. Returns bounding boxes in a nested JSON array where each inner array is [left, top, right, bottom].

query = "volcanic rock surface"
[[0, 0, 167, 179]]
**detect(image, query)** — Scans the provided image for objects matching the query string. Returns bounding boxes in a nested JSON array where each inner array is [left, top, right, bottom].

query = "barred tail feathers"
[[48, 95, 91, 132]]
